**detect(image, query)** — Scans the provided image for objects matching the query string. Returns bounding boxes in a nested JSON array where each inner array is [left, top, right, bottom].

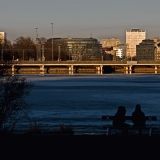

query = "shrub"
[[25, 121, 43, 134], [59, 124, 74, 135]]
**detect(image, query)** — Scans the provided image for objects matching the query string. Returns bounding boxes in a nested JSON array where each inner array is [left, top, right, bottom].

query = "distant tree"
[[0, 64, 32, 133], [0, 39, 13, 61], [13, 36, 36, 61], [39, 37, 47, 44]]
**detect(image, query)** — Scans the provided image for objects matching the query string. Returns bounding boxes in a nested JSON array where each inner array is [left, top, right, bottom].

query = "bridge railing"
[[137, 61, 160, 64], [1, 60, 160, 65], [10, 60, 128, 65]]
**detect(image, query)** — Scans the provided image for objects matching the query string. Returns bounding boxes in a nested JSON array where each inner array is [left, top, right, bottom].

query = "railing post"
[[106, 115, 110, 135], [149, 116, 152, 136]]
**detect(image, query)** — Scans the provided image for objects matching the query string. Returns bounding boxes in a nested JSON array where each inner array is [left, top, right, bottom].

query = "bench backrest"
[[102, 116, 157, 121]]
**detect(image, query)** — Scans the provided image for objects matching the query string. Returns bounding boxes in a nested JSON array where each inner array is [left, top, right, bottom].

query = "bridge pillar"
[[69, 65, 74, 74], [96, 66, 100, 73], [129, 65, 132, 74], [100, 65, 103, 74], [155, 66, 157, 74], [12, 65, 14, 76], [96, 66, 103, 74], [125, 66, 128, 74], [40, 64, 44, 75]]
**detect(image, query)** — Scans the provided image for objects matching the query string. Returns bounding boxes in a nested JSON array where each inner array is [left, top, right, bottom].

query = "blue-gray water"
[[15, 74, 160, 135]]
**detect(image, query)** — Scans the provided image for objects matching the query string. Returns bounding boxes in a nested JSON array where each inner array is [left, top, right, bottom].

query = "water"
[[15, 73, 160, 135]]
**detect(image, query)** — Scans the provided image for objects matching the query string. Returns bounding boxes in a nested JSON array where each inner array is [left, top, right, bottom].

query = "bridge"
[[1, 60, 160, 75]]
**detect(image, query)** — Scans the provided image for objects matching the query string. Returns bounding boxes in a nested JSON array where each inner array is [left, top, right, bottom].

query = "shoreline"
[[1, 134, 160, 158]]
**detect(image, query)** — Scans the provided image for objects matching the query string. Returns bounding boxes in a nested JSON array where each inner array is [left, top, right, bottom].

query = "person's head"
[[117, 106, 126, 114], [135, 104, 141, 111]]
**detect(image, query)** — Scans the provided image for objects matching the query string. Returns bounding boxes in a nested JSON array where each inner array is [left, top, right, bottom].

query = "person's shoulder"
[[141, 111, 145, 114], [132, 111, 135, 115]]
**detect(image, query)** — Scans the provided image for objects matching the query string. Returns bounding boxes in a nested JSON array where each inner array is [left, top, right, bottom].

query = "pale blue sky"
[[1, 0, 160, 43]]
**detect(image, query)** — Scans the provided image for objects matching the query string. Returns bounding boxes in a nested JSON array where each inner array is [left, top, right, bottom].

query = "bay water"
[[15, 73, 160, 135]]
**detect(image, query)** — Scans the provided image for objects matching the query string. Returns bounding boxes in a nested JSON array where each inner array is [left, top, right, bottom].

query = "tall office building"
[[126, 29, 146, 58]]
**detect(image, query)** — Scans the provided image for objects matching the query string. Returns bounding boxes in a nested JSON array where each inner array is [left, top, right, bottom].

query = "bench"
[[102, 115, 158, 136]]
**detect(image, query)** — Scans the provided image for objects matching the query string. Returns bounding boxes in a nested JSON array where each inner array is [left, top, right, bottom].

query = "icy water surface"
[[15, 74, 160, 135]]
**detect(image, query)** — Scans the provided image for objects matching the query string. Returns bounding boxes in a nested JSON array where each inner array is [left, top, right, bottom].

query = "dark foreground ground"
[[1, 134, 160, 159]]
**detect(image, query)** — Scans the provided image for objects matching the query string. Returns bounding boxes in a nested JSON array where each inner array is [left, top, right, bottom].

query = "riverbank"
[[2, 134, 160, 148], [1, 134, 160, 158]]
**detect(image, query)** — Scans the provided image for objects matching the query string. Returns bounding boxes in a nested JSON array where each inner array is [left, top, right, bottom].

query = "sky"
[[1, 0, 160, 44]]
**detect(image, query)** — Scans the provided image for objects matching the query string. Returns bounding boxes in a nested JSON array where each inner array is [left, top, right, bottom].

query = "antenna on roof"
[[90, 33, 92, 38]]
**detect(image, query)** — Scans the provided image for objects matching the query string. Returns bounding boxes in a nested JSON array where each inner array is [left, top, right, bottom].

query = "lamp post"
[[35, 28, 38, 38], [58, 45, 61, 61], [102, 54, 103, 62], [51, 23, 53, 61], [35, 28, 38, 60]]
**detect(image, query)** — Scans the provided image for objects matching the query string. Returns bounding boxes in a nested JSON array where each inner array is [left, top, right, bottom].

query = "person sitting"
[[132, 104, 146, 136], [113, 106, 130, 135]]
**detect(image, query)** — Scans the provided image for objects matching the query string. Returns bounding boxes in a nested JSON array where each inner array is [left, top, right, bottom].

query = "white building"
[[0, 32, 6, 44], [115, 48, 123, 59], [126, 29, 146, 58]]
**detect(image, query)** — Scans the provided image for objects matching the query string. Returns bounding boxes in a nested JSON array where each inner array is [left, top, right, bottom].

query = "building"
[[100, 38, 121, 48], [126, 29, 146, 59], [44, 38, 102, 61], [136, 39, 156, 61], [100, 38, 120, 60], [115, 48, 123, 60], [100, 38, 126, 60], [0, 32, 6, 44], [155, 40, 160, 60]]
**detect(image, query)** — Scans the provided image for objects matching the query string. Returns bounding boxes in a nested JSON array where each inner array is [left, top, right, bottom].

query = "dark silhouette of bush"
[[0, 63, 32, 133], [59, 124, 74, 135], [25, 121, 43, 135], [25, 122, 74, 135]]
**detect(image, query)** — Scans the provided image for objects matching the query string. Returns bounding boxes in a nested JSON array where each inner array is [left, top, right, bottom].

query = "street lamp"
[[102, 54, 103, 62], [58, 45, 61, 61], [51, 23, 53, 61]]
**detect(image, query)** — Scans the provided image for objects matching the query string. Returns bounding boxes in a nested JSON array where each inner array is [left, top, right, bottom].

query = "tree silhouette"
[[0, 65, 32, 133], [13, 36, 36, 61]]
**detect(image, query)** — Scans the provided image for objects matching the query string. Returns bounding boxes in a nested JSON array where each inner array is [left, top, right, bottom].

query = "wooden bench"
[[102, 115, 158, 136]]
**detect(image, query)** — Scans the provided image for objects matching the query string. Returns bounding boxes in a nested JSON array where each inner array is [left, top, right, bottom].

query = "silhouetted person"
[[132, 104, 146, 136], [113, 106, 130, 135]]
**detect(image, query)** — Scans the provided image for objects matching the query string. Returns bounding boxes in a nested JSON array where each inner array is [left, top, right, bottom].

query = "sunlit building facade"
[[126, 29, 146, 58], [0, 32, 6, 44], [100, 38, 121, 48]]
